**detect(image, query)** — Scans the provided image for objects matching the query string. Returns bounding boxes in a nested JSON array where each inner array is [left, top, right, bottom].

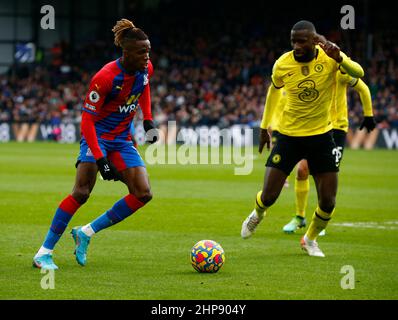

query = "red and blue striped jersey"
[[81, 58, 153, 159]]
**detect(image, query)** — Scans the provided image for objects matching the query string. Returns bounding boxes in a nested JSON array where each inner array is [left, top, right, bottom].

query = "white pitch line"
[[332, 221, 398, 230]]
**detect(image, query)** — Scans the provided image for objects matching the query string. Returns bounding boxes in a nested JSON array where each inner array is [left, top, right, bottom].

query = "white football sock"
[[35, 246, 53, 258], [81, 224, 95, 237], [304, 235, 315, 245]]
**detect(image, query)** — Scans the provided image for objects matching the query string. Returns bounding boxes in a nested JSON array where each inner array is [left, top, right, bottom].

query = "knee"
[[72, 187, 91, 204], [134, 189, 153, 204]]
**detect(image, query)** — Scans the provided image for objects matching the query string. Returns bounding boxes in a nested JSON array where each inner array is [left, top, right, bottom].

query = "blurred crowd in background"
[[1, 9, 397, 134]]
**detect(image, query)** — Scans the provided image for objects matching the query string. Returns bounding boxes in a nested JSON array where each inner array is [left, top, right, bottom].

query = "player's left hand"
[[319, 40, 342, 62], [359, 116, 376, 133], [143, 120, 158, 144]]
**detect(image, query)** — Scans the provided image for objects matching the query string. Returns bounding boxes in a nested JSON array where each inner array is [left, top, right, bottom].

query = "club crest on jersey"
[[314, 64, 323, 72], [272, 154, 281, 164], [89, 90, 100, 103]]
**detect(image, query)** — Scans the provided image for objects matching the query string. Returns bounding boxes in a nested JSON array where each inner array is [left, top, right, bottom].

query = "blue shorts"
[[76, 138, 145, 171]]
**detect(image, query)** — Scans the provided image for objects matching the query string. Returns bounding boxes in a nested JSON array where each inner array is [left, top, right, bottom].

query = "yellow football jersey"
[[269, 88, 287, 131], [261, 46, 364, 135], [331, 71, 358, 132], [270, 46, 340, 136], [332, 71, 373, 132]]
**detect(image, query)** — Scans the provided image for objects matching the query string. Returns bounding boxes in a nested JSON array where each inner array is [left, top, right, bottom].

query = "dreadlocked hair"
[[112, 18, 148, 48]]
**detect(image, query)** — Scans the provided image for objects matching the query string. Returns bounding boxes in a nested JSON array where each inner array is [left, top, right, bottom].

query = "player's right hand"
[[96, 157, 120, 181], [258, 128, 271, 154]]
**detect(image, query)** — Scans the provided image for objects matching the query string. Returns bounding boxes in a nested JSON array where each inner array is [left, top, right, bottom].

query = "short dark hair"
[[291, 20, 316, 33]]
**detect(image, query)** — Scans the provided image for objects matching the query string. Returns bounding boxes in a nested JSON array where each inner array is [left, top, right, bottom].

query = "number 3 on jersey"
[[298, 80, 319, 102]]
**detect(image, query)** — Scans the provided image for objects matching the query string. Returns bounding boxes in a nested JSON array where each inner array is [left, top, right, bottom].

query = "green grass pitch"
[[0, 142, 397, 299]]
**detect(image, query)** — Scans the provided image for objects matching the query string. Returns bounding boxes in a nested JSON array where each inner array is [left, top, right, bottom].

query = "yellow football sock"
[[305, 206, 334, 241], [295, 178, 309, 218], [254, 191, 267, 217]]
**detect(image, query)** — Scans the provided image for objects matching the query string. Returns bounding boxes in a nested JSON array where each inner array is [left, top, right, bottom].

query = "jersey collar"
[[116, 57, 142, 77]]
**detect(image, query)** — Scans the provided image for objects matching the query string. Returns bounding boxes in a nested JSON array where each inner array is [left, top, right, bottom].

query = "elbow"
[[347, 65, 364, 78], [340, 60, 365, 78], [355, 68, 365, 78]]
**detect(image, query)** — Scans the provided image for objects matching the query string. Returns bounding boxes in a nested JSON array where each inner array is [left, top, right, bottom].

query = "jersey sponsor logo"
[[314, 64, 324, 72], [272, 154, 281, 164], [89, 90, 100, 103], [126, 93, 141, 105], [85, 103, 96, 111], [119, 93, 142, 113], [119, 104, 138, 113], [297, 80, 319, 102]]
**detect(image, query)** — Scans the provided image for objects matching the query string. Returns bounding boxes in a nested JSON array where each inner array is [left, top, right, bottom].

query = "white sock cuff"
[[81, 224, 95, 237], [35, 246, 53, 258], [304, 235, 314, 245]]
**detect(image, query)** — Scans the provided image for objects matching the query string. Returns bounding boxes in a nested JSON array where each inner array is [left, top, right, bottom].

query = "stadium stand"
[[0, 0, 397, 147]]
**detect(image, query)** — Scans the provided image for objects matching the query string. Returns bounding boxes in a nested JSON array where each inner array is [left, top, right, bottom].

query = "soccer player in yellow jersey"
[[241, 20, 365, 257], [282, 68, 376, 234]]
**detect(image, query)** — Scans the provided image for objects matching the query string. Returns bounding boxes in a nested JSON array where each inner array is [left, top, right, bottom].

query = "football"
[[191, 240, 225, 273]]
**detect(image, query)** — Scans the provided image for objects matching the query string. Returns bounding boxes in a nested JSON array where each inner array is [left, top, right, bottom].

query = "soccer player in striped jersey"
[[282, 68, 376, 234], [33, 19, 157, 269], [241, 20, 365, 257]]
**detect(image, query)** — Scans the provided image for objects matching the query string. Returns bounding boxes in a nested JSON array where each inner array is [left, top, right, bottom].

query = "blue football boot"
[[32, 254, 59, 270], [71, 227, 91, 266], [283, 216, 307, 233]]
